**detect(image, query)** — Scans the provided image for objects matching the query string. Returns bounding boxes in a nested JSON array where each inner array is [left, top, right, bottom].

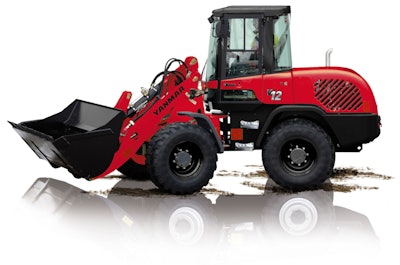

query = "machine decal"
[[154, 86, 185, 116], [267, 89, 282, 101]]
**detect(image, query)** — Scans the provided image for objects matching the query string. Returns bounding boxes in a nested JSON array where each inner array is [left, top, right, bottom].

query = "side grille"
[[313, 79, 362, 111]]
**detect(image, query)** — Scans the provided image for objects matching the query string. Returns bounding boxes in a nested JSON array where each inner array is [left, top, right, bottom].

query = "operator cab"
[[205, 6, 292, 110]]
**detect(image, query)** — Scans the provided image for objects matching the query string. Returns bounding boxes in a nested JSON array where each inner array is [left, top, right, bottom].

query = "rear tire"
[[262, 119, 335, 190], [147, 123, 217, 195]]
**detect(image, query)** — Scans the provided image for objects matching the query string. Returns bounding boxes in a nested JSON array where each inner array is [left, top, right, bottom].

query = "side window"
[[273, 14, 292, 71], [226, 18, 260, 78]]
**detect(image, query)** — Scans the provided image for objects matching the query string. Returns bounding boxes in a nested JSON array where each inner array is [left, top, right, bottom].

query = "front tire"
[[262, 119, 335, 190], [118, 159, 149, 180], [147, 123, 217, 195]]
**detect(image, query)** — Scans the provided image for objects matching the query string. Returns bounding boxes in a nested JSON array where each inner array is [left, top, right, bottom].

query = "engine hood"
[[291, 67, 378, 115]]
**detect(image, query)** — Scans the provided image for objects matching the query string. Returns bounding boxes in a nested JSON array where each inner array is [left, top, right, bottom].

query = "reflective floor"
[[12, 176, 382, 265]]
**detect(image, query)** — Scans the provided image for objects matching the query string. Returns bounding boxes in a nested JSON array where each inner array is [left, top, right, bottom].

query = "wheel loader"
[[9, 6, 381, 194]]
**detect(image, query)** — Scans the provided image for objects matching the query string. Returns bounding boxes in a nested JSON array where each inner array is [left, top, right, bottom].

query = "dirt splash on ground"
[[109, 187, 167, 197], [331, 167, 392, 181], [328, 167, 392, 192], [88, 167, 392, 196], [236, 166, 393, 193], [217, 169, 268, 178], [201, 187, 235, 196]]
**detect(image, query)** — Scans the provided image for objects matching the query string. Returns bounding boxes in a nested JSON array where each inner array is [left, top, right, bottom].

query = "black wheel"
[[118, 159, 149, 180], [146, 123, 217, 195], [262, 119, 335, 190]]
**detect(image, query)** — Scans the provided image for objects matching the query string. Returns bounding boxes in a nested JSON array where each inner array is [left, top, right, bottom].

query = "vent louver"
[[313, 79, 362, 111]]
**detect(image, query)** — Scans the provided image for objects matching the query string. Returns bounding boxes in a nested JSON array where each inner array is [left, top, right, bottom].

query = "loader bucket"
[[9, 100, 125, 179]]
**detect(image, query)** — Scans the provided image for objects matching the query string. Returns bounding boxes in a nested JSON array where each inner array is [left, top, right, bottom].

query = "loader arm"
[[10, 57, 207, 180], [92, 56, 207, 179]]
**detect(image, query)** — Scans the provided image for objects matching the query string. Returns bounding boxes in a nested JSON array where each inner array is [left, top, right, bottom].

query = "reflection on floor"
[[18, 170, 383, 264]]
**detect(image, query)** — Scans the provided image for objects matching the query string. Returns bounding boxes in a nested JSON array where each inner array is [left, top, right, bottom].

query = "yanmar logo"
[[153, 86, 185, 115]]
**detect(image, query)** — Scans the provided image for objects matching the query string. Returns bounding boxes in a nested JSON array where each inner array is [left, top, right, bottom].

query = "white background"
[[0, 0, 398, 264]]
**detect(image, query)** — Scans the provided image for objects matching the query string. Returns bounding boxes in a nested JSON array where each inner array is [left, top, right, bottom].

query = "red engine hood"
[[291, 67, 378, 115]]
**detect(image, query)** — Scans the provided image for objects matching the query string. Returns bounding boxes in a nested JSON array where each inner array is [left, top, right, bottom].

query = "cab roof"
[[212, 5, 291, 17]]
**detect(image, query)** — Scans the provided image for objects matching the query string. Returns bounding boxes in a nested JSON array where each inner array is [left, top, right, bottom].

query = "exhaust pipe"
[[325, 48, 333, 66]]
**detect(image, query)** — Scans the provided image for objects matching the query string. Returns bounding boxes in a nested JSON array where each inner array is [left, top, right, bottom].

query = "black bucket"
[[9, 100, 125, 179]]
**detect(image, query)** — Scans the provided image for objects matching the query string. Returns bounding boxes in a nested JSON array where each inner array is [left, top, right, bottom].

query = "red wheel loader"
[[9, 6, 380, 194]]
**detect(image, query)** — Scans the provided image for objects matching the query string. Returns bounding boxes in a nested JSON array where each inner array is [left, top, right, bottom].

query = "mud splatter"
[[327, 167, 392, 192], [216, 170, 243, 177], [241, 181, 266, 191], [321, 183, 379, 193], [237, 166, 393, 193], [88, 167, 392, 196], [246, 170, 269, 178], [245, 165, 265, 168], [217, 169, 268, 178], [201, 187, 234, 196], [110, 187, 167, 197], [332, 167, 392, 181], [242, 180, 383, 194]]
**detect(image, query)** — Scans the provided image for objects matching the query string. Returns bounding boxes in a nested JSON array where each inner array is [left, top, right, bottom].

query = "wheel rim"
[[170, 142, 202, 178], [280, 139, 316, 175]]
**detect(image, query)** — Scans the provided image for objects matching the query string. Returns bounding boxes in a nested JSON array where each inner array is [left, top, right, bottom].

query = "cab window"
[[226, 18, 261, 78]]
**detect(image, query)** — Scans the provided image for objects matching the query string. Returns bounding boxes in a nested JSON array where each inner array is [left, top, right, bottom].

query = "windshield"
[[205, 17, 219, 81], [274, 14, 292, 71]]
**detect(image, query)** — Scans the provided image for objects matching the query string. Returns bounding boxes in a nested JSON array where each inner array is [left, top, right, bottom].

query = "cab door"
[[218, 15, 265, 109], [215, 15, 273, 150]]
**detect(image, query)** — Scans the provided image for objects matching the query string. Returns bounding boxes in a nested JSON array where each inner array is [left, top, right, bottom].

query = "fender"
[[255, 105, 327, 148], [178, 111, 224, 153]]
